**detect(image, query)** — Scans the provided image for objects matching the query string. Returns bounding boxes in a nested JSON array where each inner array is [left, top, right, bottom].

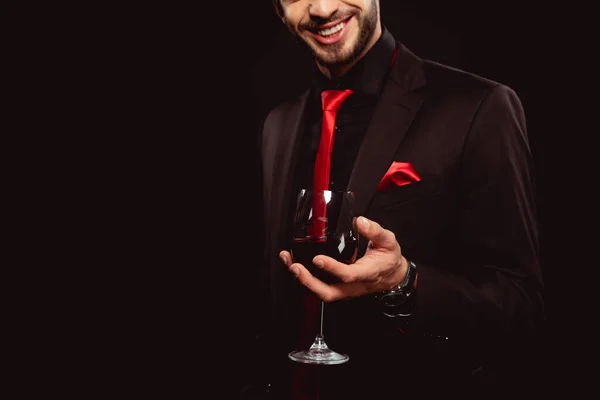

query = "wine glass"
[[288, 189, 358, 365]]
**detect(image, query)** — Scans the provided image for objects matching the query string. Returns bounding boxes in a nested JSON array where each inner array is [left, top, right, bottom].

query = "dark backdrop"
[[31, 1, 588, 397]]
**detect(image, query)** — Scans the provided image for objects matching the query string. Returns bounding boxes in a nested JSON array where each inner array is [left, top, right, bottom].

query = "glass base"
[[288, 337, 349, 365]]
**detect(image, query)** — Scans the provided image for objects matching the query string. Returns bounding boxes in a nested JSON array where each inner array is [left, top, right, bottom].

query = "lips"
[[309, 16, 352, 45]]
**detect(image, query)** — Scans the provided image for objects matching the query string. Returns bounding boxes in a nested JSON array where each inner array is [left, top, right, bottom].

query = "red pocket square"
[[377, 162, 421, 191]]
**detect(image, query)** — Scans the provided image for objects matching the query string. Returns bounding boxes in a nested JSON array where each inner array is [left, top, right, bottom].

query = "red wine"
[[291, 237, 358, 284]]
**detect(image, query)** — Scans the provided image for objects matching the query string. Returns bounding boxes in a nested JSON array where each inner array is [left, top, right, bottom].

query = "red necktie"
[[293, 89, 353, 400], [292, 48, 397, 399], [309, 89, 353, 239]]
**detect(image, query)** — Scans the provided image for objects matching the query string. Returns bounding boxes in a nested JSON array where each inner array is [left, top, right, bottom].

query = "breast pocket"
[[371, 179, 441, 211], [365, 179, 449, 255]]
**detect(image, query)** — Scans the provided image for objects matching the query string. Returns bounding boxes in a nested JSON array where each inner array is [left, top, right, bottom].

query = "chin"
[[316, 54, 351, 67], [313, 36, 355, 61], [315, 46, 355, 66]]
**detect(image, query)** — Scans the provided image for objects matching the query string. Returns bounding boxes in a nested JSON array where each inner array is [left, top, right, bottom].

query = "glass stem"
[[310, 301, 328, 350], [318, 300, 324, 338]]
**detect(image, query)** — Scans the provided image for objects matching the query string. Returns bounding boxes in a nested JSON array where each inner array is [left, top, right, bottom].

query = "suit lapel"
[[272, 91, 310, 231], [348, 42, 427, 217]]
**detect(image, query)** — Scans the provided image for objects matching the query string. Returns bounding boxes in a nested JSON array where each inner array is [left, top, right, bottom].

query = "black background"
[[14, 1, 591, 397], [111, 0, 582, 396]]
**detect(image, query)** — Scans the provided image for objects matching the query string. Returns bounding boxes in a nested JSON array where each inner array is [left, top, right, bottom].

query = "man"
[[246, 0, 545, 398]]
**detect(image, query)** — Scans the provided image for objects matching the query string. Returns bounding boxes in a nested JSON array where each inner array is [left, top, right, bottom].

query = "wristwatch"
[[376, 259, 418, 317]]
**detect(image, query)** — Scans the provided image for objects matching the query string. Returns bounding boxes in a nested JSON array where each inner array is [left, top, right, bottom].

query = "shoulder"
[[258, 87, 311, 155], [422, 60, 521, 105], [262, 88, 311, 130], [419, 60, 524, 120]]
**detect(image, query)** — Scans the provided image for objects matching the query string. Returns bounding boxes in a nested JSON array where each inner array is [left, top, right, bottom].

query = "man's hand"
[[279, 216, 408, 302]]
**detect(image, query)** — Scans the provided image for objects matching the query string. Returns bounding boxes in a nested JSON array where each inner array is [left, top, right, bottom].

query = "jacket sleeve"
[[409, 84, 544, 345]]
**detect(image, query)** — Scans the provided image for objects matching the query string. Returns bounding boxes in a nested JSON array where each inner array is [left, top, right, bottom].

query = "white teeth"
[[319, 21, 345, 37]]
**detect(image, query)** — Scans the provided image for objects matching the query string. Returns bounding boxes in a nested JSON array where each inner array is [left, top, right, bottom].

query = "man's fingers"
[[314, 253, 390, 284], [296, 266, 373, 302], [312, 255, 370, 283], [290, 258, 379, 301], [288, 262, 339, 301], [279, 250, 292, 266], [357, 216, 397, 250], [311, 256, 351, 281]]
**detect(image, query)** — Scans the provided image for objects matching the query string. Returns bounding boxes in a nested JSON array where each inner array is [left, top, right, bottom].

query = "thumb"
[[357, 216, 397, 250]]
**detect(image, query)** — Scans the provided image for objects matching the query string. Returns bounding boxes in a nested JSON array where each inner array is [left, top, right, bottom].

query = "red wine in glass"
[[288, 189, 358, 365], [291, 236, 358, 284]]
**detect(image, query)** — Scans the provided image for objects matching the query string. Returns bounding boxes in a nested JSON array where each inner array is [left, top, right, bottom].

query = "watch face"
[[381, 291, 409, 307], [381, 292, 412, 317]]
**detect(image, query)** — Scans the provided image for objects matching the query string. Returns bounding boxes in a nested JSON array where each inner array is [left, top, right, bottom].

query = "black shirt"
[[291, 27, 397, 196]]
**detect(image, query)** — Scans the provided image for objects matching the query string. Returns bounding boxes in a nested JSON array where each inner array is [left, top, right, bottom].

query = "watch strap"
[[376, 260, 418, 317]]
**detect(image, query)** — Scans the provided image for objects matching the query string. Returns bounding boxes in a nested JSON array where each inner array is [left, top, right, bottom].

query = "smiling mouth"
[[309, 17, 352, 44], [316, 19, 348, 37]]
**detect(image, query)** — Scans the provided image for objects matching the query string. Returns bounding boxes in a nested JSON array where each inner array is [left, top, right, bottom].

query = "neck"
[[317, 24, 382, 80]]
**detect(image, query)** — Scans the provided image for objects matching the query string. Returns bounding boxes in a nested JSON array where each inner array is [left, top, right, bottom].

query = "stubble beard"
[[298, 3, 379, 68]]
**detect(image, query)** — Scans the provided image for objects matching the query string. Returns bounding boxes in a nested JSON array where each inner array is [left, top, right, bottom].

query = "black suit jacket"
[[252, 41, 544, 398]]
